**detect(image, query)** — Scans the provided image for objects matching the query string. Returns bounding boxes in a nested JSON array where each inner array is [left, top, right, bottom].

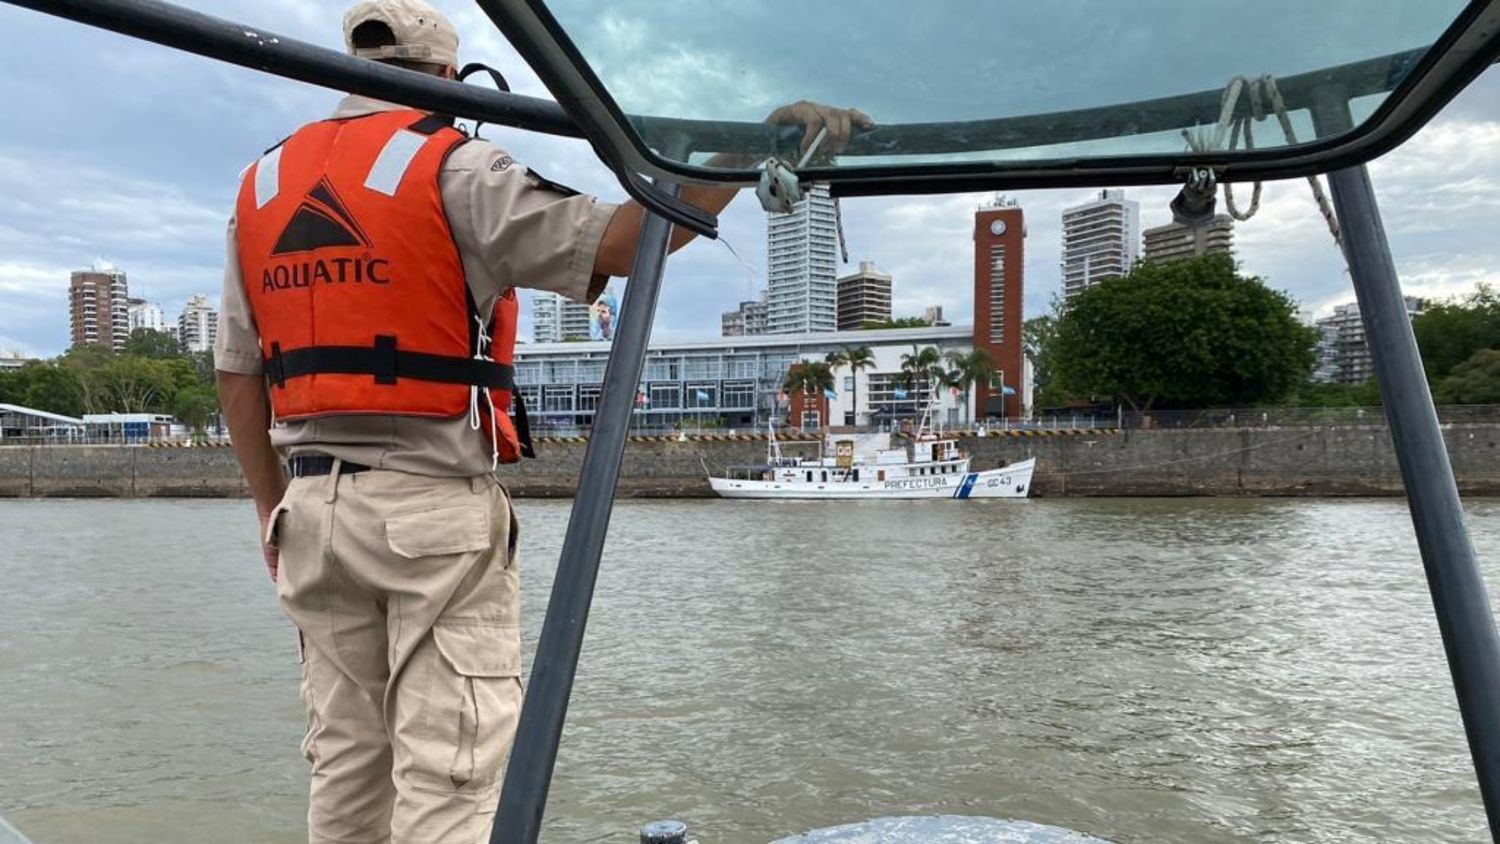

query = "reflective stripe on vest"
[[364, 129, 427, 196], [254, 144, 282, 209], [233, 110, 532, 463]]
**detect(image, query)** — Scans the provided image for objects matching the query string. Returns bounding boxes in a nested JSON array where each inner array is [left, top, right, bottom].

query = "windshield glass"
[[542, 0, 1470, 168]]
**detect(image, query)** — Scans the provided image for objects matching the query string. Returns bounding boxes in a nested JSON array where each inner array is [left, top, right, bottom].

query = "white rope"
[[470, 313, 501, 471], [1181, 73, 1342, 250]]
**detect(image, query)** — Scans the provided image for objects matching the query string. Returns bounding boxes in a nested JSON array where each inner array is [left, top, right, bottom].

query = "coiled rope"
[[1182, 74, 1343, 251]]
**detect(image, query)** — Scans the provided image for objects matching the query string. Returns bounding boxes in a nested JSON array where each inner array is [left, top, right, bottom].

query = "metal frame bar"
[[1328, 169, 1500, 840], [491, 181, 684, 844], [1314, 95, 1500, 839]]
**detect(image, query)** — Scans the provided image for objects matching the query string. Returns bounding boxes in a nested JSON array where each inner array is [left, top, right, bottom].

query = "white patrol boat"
[[707, 409, 1035, 501]]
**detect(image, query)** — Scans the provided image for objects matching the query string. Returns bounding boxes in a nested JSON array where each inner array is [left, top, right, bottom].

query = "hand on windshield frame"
[[766, 100, 875, 163]]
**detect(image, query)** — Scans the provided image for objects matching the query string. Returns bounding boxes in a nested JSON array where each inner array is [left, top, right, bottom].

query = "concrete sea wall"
[[1, 424, 1498, 498]]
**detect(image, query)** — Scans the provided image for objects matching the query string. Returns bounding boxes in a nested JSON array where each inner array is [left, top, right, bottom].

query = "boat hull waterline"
[[710, 458, 1036, 500]]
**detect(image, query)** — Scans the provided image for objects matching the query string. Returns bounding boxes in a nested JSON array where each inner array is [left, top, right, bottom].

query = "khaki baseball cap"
[[343, 0, 459, 70]]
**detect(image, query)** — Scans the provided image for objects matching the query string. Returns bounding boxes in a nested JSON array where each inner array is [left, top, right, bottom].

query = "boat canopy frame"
[[5, 1, 1500, 843]]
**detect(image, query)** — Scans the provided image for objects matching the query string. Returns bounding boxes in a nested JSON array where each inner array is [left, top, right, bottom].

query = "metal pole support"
[[1327, 163, 1500, 840], [492, 183, 682, 844]]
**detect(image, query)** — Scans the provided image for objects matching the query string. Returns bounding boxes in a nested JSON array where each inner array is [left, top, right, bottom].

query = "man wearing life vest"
[[212, 1, 871, 842]]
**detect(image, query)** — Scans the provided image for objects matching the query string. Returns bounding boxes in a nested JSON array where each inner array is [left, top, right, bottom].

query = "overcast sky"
[[1, 0, 1497, 358]]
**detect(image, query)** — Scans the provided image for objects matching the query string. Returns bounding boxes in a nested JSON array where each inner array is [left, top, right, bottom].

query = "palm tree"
[[898, 345, 942, 420], [843, 345, 875, 427], [943, 348, 996, 427]]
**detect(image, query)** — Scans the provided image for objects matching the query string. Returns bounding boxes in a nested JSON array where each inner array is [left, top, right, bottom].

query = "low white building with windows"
[[0, 403, 86, 444], [513, 325, 979, 433]]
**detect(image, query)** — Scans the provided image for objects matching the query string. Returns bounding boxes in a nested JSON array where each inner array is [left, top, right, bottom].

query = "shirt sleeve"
[[441, 140, 619, 308], [213, 214, 264, 375]]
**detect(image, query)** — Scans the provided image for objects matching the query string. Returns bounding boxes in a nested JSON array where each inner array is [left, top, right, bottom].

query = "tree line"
[[0, 329, 221, 431], [1025, 255, 1500, 411]]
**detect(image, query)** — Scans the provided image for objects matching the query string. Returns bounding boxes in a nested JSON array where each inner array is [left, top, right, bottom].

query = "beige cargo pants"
[[267, 466, 522, 844]]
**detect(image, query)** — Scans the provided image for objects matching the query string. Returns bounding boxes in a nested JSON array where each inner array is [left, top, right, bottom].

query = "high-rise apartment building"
[[532, 291, 592, 343], [69, 261, 130, 352], [765, 182, 839, 334], [1061, 189, 1140, 301], [1314, 297, 1425, 384], [1143, 214, 1235, 264], [177, 294, 219, 353], [127, 298, 168, 334], [721, 293, 768, 337], [835, 261, 892, 331], [973, 197, 1026, 418]]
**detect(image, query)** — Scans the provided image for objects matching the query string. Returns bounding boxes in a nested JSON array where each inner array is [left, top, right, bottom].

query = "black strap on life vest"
[[264, 337, 514, 391], [511, 390, 535, 459]]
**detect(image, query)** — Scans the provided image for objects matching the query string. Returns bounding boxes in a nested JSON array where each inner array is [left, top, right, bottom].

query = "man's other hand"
[[258, 508, 280, 583], [766, 101, 875, 161]]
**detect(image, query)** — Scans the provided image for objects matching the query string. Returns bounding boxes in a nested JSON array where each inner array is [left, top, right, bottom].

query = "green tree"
[[1434, 349, 1500, 404], [1413, 284, 1500, 382], [123, 328, 182, 359], [1023, 295, 1063, 408], [96, 356, 181, 413], [185, 349, 217, 386], [1, 361, 85, 417], [172, 384, 221, 433], [943, 348, 996, 426], [58, 346, 114, 414], [1052, 255, 1316, 410], [898, 345, 941, 390], [842, 345, 875, 426], [783, 361, 835, 397]]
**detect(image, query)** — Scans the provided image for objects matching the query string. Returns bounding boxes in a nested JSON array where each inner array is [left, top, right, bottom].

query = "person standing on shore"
[[213, 2, 871, 840]]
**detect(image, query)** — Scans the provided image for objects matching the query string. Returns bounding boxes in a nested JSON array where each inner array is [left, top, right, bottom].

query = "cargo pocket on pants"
[[297, 631, 322, 768], [429, 621, 522, 793]]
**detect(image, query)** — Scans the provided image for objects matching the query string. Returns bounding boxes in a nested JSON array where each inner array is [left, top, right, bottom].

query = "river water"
[[2, 497, 1498, 843]]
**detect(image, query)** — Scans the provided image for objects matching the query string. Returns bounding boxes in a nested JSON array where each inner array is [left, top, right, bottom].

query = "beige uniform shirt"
[[215, 95, 618, 476]]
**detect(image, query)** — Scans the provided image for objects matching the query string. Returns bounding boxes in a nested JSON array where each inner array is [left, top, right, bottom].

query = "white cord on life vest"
[[470, 314, 501, 471]]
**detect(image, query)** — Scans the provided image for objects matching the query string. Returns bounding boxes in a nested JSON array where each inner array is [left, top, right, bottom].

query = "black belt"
[[289, 455, 372, 477]]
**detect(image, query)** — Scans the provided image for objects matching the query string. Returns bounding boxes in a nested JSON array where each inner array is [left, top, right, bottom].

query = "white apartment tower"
[[532, 291, 592, 343], [127, 298, 168, 334], [1061, 189, 1140, 301], [766, 182, 840, 334], [177, 294, 219, 353], [1313, 297, 1425, 384]]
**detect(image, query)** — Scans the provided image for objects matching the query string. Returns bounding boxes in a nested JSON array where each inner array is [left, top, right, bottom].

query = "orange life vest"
[[234, 109, 532, 463]]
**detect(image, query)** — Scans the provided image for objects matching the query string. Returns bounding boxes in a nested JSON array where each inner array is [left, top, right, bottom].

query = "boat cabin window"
[[821, 471, 828, 482], [853, 470, 860, 482], [805, 471, 813, 483], [878, 470, 886, 482]]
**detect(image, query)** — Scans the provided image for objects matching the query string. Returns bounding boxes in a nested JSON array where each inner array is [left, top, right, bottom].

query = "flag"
[[636, 391, 649, 407], [777, 391, 789, 406], [949, 386, 960, 397], [1001, 385, 1017, 396], [695, 389, 711, 402], [893, 387, 909, 400], [824, 388, 837, 400]]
